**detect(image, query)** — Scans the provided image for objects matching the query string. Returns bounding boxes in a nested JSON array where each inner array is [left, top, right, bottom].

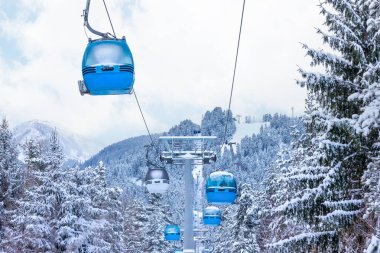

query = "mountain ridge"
[[13, 120, 102, 162]]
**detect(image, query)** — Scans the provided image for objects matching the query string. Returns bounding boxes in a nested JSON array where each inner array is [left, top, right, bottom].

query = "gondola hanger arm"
[[145, 144, 165, 169], [83, 0, 116, 39]]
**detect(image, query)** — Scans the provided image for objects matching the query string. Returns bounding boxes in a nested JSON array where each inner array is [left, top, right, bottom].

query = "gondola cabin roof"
[[206, 171, 237, 188], [164, 224, 180, 233], [203, 206, 221, 216], [208, 171, 234, 180]]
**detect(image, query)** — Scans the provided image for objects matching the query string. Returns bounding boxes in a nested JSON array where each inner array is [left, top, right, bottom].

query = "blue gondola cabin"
[[79, 37, 134, 95], [206, 171, 237, 204], [203, 206, 222, 226], [164, 225, 181, 241]]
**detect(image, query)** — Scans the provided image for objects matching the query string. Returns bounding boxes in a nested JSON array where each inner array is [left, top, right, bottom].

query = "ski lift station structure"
[[159, 136, 217, 253]]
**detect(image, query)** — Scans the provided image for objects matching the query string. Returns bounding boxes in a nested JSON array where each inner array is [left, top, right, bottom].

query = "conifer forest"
[[1, 0, 380, 252]]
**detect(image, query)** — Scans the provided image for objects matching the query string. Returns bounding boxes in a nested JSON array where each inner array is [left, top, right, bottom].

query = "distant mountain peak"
[[13, 120, 102, 162]]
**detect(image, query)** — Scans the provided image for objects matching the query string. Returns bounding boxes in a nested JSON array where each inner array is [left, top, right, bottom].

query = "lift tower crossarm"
[[160, 136, 217, 164]]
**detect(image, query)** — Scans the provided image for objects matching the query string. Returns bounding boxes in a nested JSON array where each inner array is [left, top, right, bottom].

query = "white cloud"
[[0, 0, 324, 146]]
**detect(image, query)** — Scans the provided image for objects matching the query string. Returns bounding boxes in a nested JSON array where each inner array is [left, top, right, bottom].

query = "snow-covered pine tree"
[[212, 205, 237, 252], [238, 126, 282, 187], [232, 115, 302, 189], [362, 155, 380, 253], [44, 129, 64, 169], [213, 184, 261, 252], [10, 138, 56, 252], [141, 194, 177, 253], [123, 188, 183, 252], [350, 0, 380, 138], [55, 166, 90, 252], [261, 145, 292, 246], [217, 145, 233, 171], [56, 163, 125, 252], [0, 118, 22, 252], [230, 184, 261, 253], [201, 107, 236, 144], [10, 129, 67, 252], [266, 95, 335, 252], [87, 162, 125, 252], [267, 0, 380, 251], [350, 0, 380, 250], [168, 119, 201, 136], [124, 200, 148, 251]]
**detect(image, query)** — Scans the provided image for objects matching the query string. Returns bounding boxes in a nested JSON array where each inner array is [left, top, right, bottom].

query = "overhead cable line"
[[102, 0, 117, 38], [135, 91, 162, 166], [222, 0, 246, 144], [100, 1, 155, 148], [134, 90, 155, 146]]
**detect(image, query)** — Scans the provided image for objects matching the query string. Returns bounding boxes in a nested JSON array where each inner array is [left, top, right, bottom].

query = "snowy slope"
[[223, 121, 269, 154], [232, 121, 268, 143], [13, 120, 102, 162]]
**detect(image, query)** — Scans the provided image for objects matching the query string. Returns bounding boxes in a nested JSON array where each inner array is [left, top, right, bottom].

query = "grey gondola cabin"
[[145, 168, 170, 194]]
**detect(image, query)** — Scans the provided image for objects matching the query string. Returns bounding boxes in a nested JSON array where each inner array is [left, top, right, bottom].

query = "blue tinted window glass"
[[207, 172, 236, 188], [85, 41, 133, 66]]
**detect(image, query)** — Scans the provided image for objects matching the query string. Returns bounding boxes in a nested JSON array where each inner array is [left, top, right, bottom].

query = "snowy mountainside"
[[13, 120, 102, 162], [232, 121, 269, 143], [82, 134, 160, 189], [225, 121, 268, 154], [83, 134, 156, 169]]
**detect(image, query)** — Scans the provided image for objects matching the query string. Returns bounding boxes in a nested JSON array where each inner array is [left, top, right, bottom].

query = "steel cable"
[[102, 0, 117, 38], [222, 0, 246, 144]]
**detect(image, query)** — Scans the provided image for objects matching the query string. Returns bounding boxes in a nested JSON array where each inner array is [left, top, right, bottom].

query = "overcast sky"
[[0, 0, 324, 146]]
